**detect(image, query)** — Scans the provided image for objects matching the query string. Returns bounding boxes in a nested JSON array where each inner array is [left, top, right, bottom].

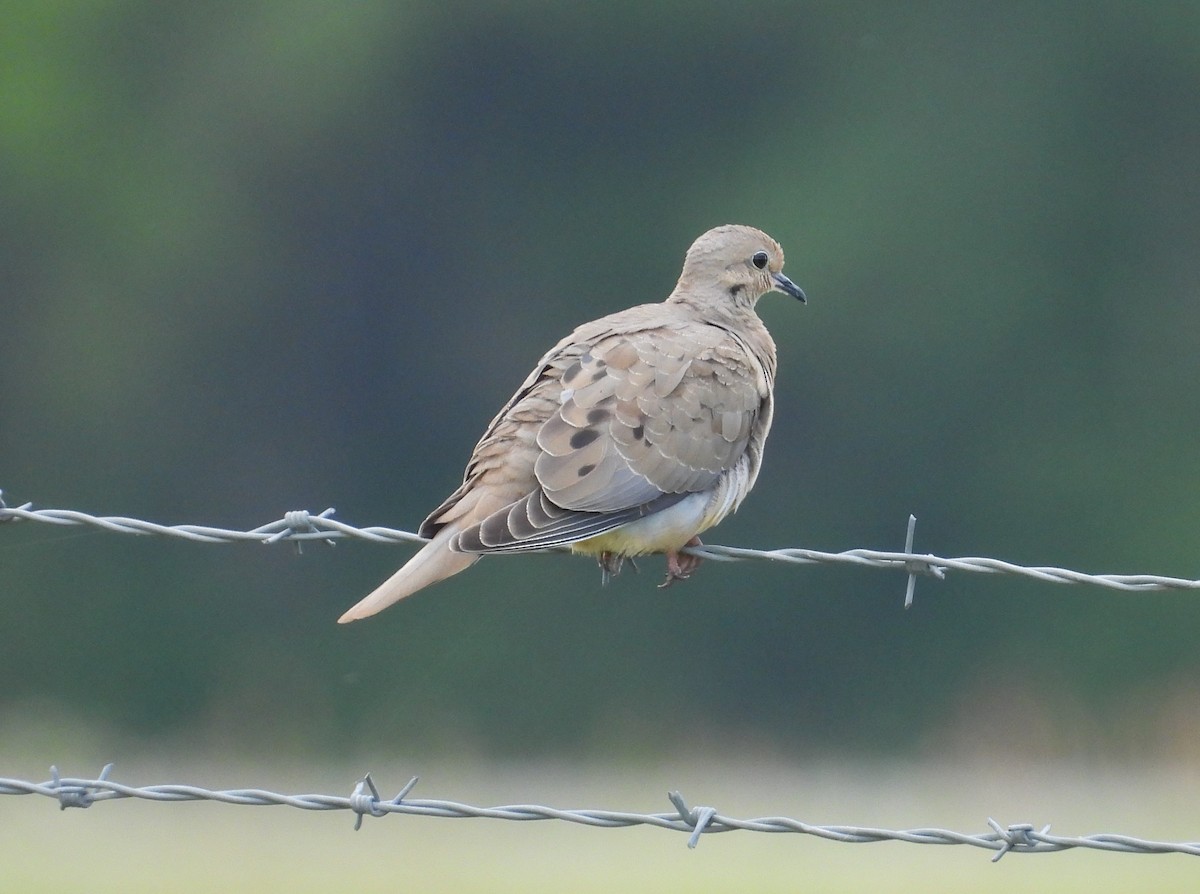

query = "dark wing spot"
[[563, 361, 582, 382], [631, 424, 644, 440], [577, 463, 595, 477], [586, 408, 611, 424], [570, 428, 601, 449]]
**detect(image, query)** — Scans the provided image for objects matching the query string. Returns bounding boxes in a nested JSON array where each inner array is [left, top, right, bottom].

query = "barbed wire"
[[2, 765, 1197, 858], [5, 498, 1200, 858], [3, 492, 1198, 605]]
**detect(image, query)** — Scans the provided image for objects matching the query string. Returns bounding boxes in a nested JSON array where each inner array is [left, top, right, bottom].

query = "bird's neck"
[[667, 285, 763, 322]]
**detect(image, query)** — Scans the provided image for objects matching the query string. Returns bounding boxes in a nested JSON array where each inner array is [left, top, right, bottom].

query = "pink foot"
[[659, 537, 703, 588]]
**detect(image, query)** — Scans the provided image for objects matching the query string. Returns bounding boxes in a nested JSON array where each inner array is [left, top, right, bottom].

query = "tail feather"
[[337, 525, 478, 623]]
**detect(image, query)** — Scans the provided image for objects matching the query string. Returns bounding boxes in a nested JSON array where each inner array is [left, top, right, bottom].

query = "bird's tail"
[[337, 524, 477, 623]]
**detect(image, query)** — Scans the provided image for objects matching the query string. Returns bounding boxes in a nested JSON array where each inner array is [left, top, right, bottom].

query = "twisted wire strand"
[[2, 769, 1198, 858], [3, 495, 1198, 597]]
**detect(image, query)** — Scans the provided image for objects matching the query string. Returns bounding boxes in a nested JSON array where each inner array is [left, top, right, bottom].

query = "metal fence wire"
[[3, 494, 1199, 608], [2, 766, 1199, 858], [4, 492, 1200, 858]]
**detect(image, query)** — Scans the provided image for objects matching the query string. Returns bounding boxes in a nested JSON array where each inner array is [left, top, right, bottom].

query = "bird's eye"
[[751, 251, 769, 270]]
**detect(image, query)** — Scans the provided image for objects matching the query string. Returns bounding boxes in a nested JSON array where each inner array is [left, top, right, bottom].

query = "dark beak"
[[772, 271, 807, 303]]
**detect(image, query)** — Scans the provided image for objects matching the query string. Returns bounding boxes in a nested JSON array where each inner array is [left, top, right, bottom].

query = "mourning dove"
[[338, 224, 805, 623]]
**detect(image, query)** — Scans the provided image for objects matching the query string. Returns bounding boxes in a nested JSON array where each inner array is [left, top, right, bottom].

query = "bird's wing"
[[450, 308, 770, 553]]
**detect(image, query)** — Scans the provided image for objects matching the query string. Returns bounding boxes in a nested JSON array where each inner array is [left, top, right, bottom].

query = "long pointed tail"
[[337, 525, 478, 623]]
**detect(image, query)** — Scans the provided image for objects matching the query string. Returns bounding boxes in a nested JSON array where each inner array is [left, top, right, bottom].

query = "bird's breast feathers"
[[569, 457, 751, 557]]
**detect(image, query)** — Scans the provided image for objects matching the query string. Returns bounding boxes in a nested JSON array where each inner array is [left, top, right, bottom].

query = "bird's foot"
[[598, 551, 625, 586], [659, 537, 703, 588]]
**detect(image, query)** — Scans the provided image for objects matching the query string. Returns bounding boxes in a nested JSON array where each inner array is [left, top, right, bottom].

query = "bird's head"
[[672, 224, 806, 308]]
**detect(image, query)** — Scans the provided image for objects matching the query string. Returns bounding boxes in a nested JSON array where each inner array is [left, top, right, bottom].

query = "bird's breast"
[[568, 471, 744, 558]]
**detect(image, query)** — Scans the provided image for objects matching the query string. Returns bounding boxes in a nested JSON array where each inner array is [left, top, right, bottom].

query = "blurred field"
[[5, 755, 1200, 893]]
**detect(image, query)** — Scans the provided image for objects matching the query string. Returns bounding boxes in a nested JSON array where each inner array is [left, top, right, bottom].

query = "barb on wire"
[[2, 494, 1199, 597], [3, 767, 1199, 857], [49, 762, 114, 810]]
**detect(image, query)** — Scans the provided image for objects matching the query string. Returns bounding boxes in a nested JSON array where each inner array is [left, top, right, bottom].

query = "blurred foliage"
[[3, 1, 1200, 761]]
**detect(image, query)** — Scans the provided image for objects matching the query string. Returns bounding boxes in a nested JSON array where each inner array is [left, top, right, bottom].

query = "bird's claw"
[[659, 539, 703, 588], [598, 551, 625, 586]]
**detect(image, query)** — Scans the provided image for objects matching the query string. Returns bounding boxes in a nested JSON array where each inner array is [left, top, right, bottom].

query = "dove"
[[338, 224, 805, 622]]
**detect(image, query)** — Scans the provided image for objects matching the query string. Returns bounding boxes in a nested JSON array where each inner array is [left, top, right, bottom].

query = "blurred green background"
[[5, 0, 1200, 758], [3, 2, 1200, 887]]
